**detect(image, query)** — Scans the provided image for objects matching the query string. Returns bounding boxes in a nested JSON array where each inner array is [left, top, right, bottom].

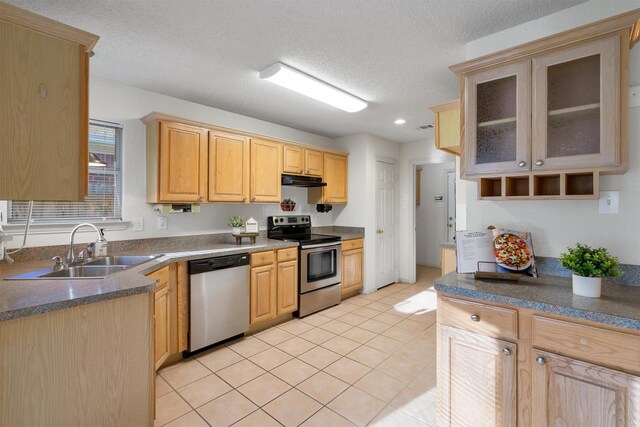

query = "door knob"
[[518, 161, 527, 168], [535, 160, 544, 166], [377, 229, 383, 235], [448, 224, 453, 228]]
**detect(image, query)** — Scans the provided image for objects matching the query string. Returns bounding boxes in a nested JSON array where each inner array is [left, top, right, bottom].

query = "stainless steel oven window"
[[300, 243, 342, 293], [307, 250, 336, 281]]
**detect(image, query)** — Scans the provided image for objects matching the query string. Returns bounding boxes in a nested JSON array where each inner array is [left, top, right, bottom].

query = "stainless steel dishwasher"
[[188, 253, 249, 353]]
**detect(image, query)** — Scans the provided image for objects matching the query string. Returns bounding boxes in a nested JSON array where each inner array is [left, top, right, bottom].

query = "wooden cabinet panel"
[[416, 168, 422, 205], [176, 262, 188, 353], [532, 315, 640, 374], [532, 349, 640, 427], [277, 247, 298, 262], [438, 325, 517, 427], [304, 149, 324, 176], [153, 285, 170, 370], [342, 238, 364, 251], [439, 296, 518, 341], [283, 145, 304, 174], [250, 139, 282, 203], [342, 248, 364, 295], [0, 5, 98, 201], [441, 246, 456, 275], [250, 264, 277, 324], [277, 260, 298, 315], [429, 100, 461, 155], [251, 250, 275, 267], [156, 122, 208, 203], [309, 152, 348, 204], [208, 132, 249, 202]]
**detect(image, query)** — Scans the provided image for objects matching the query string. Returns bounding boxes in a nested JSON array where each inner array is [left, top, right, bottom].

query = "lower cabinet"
[[250, 248, 298, 325], [341, 238, 364, 297], [441, 245, 456, 275], [438, 325, 517, 427], [438, 294, 640, 427]]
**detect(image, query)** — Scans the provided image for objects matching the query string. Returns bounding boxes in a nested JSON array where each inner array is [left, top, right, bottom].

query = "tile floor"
[[155, 266, 440, 427]]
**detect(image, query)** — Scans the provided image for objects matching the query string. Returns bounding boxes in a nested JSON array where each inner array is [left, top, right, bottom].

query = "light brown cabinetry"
[[304, 149, 324, 176], [429, 100, 461, 155], [438, 325, 517, 427], [416, 168, 422, 205], [148, 266, 171, 370], [0, 3, 99, 201], [309, 153, 349, 204], [250, 139, 282, 203], [450, 14, 636, 200], [250, 249, 298, 324], [441, 246, 456, 275], [341, 239, 364, 297], [208, 132, 249, 202], [438, 293, 640, 426], [283, 146, 324, 177], [146, 120, 208, 203]]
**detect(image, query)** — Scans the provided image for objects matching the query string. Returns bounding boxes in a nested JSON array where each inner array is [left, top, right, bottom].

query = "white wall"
[[2, 77, 338, 248], [397, 138, 455, 282], [416, 162, 455, 267], [460, 0, 640, 264], [333, 134, 401, 293]]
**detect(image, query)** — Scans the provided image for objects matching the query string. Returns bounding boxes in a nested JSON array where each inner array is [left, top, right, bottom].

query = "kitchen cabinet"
[[208, 132, 249, 202], [416, 168, 422, 205], [437, 293, 640, 426], [531, 350, 640, 427], [283, 146, 323, 177], [429, 100, 461, 155], [450, 14, 635, 200], [250, 249, 299, 324], [438, 325, 517, 427], [148, 266, 171, 370], [341, 239, 364, 297], [308, 152, 349, 204], [0, 3, 99, 201], [441, 245, 456, 275], [304, 149, 324, 177], [146, 120, 208, 203], [250, 138, 282, 203]]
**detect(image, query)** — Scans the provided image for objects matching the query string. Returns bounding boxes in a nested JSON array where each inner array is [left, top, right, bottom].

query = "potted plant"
[[228, 216, 245, 236], [559, 243, 621, 297]]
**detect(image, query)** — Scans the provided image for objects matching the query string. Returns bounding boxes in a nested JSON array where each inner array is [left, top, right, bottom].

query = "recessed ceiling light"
[[394, 119, 406, 125], [259, 62, 367, 113]]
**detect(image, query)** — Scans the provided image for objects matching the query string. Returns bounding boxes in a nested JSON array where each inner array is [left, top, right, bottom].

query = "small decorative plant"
[[228, 216, 245, 228], [559, 243, 621, 278]]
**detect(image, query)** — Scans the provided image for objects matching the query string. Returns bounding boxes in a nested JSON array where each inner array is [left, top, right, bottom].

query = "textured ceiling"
[[9, 0, 589, 142]]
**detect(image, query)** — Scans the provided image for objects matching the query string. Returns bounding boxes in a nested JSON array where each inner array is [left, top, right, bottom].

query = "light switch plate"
[[598, 191, 619, 215], [630, 86, 640, 108], [133, 217, 144, 231], [157, 216, 168, 230]]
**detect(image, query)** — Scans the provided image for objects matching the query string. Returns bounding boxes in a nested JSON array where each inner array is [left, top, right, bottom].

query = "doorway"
[[376, 160, 397, 289], [415, 161, 455, 270]]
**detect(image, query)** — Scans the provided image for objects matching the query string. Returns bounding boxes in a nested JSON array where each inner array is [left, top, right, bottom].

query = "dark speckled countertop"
[[0, 237, 298, 322], [435, 272, 640, 331]]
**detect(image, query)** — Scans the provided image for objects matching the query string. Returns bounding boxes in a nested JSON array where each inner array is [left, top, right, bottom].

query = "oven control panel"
[[269, 215, 311, 226]]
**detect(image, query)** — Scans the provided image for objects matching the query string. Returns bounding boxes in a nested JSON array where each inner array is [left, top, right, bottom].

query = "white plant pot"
[[572, 273, 601, 298], [231, 227, 242, 236]]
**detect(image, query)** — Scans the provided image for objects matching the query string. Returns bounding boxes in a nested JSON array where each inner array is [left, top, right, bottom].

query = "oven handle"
[[301, 241, 342, 249]]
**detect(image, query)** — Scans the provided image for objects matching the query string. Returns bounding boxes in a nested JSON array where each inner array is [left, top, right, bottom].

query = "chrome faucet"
[[67, 223, 102, 264]]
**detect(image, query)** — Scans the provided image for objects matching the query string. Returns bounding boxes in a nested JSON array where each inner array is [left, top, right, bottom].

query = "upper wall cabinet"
[[283, 146, 324, 177], [146, 120, 208, 203], [429, 100, 461, 156], [209, 132, 249, 203], [250, 138, 282, 203], [304, 149, 324, 177], [450, 11, 638, 199], [309, 153, 348, 204], [0, 3, 99, 201]]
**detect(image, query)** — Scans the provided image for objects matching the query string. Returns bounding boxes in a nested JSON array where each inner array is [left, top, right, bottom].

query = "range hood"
[[281, 174, 327, 187]]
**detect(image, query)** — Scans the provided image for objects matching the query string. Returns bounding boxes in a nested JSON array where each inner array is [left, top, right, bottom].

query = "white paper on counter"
[[456, 231, 496, 273]]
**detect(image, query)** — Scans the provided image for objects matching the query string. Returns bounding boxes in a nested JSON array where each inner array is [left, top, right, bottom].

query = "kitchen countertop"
[[0, 237, 298, 322], [434, 272, 640, 331], [312, 226, 364, 242], [440, 242, 456, 249]]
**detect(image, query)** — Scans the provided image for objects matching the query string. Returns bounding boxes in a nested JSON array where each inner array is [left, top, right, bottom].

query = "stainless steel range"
[[268, 215, 341, 317]]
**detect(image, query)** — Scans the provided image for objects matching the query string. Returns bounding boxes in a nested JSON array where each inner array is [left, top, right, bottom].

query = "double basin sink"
[[9, 255, 161, 280]]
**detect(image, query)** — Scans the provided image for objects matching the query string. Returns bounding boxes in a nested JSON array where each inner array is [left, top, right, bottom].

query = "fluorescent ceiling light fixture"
[[394, 119, 406, 125], [259, 62, 367, 113]]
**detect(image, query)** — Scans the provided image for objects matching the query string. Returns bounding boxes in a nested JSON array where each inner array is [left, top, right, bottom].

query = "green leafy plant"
[[228, 216, 245, 227], [559, 243, 622, 278]]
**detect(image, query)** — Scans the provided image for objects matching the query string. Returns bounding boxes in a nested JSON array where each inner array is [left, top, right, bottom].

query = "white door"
[[446, 170, 456, 243], [376, 161, 397, 288]]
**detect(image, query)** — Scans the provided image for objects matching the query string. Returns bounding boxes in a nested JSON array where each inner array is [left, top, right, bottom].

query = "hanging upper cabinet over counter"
[[0, 3, 99, 201], [450, 11, 639, 200]]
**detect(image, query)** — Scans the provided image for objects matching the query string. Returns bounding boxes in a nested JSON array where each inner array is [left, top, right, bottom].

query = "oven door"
[[300, 242, 342, 293]]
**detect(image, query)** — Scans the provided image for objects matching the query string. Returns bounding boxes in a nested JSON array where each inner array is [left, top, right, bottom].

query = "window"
[[8, 120, 123, 223]]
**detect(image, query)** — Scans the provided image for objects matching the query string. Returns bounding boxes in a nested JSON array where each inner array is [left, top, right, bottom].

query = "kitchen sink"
[[84, 255, 159, 267], [39, 265, 128, 278]]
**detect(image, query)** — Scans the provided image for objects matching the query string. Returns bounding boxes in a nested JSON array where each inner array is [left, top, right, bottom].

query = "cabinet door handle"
[[251, 197, 256, 202], [502, 348, 511, 356], [470, 314, 480, 322], [243, 197, 247, 202], [518, 161, 527, 168], [536, 356, 546, 366], [535, 160, 544, 166]]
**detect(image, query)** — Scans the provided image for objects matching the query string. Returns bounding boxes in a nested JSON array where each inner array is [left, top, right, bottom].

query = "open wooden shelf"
[[478, 171, 599, 200], [565, 172, 597, 196], [505, 176, 530, 197], [480, 177, 502, 198], [534, 174, 561, 196]]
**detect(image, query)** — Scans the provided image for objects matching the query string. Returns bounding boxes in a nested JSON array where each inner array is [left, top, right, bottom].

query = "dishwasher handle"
[[189, 253, 249, 274]]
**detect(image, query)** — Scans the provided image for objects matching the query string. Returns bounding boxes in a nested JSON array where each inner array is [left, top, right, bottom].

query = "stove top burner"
[[276, 233, 341, 246], [267, 215, 341, 246]]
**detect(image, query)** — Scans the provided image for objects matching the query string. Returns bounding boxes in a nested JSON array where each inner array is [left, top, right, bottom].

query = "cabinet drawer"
[[342, 238, 364, 251], [251, 250, 275, 267], [532, 316, 640, 374], [277, 247, 298, 262], [147, 265, 170, 291], [439, 296, 518, 341]]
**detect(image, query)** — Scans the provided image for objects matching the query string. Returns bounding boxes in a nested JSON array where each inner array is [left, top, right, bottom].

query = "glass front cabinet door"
[[531, 34, 620, 171], [464, 61, 531, 176]]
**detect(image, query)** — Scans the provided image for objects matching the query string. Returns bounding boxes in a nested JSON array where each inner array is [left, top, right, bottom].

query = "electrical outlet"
[[133, 217, 144, 232], [157, 216, 168, 230], [598, 191, 619, 215]]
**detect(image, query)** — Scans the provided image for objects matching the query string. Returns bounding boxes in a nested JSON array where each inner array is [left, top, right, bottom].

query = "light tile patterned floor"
[[155, 266, 440, 427]]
